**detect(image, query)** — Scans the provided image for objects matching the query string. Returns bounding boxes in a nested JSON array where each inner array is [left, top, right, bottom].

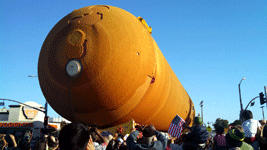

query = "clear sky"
[[1, 0, 266, 126]]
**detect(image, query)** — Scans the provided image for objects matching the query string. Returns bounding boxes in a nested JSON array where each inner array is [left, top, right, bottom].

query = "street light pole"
[[0, 98, 48, 136], [28, 75, 48, 135], [44, 101, 48, 134], [0, 98, 45, 112], [261, 106, 265, 120], [200, 101, 203, 123], [238, 77, 246, 121]]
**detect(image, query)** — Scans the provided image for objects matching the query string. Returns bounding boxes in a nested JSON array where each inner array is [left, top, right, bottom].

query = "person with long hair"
[[59, 122, 95, 150]]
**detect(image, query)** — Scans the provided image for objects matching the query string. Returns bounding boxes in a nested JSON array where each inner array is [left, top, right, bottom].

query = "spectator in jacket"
[[119, 144, 128, 150], [166, 139, 172, 150], [242, 110, 261, 149], [183, 116, 209, 150], [256, 120, 267, 150], [19, 130, 33, 150], [106, 139, 116, 150], [34, 136, 48, 150], [126, 124, 167, 150]]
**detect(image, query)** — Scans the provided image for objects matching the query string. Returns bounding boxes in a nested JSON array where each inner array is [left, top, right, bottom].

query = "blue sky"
[[1, 0, 266, 126]]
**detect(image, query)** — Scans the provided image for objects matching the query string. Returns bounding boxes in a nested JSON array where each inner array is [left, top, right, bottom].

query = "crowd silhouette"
[[0, 110, 266, 150]]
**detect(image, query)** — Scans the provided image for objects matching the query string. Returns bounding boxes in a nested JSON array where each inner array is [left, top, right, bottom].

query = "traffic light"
[[259, 92, 266, 105], [251, 101, 255, 106], [44, 116, 49, 126]]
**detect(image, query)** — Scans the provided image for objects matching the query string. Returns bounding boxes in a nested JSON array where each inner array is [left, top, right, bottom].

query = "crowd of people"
[[55, 110, 267, 150], [0, 130, 59, 150], [0, 109, 266, 150]]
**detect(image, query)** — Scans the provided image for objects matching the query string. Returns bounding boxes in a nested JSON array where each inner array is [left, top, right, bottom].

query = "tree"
[[60, 121, 68, 129], [233, 119, 242, 125], [213, 118, 229, 129]]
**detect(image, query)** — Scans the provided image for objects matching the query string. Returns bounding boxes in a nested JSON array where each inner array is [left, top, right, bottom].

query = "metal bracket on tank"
[[148, 75, 155, 84], [137, 17, 152, 34], [99, 5, 110, 9]]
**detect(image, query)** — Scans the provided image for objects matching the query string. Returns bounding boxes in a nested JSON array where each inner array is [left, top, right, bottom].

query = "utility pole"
[[28, 75, 48, 135], [261, 106, 265, 120], [238, 77, 246, 121], [43, 101, 48, 135], [200, 101, 203, 123]]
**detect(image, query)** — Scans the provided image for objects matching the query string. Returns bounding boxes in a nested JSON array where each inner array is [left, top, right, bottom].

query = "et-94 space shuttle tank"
[[38, 5, 195, 131]]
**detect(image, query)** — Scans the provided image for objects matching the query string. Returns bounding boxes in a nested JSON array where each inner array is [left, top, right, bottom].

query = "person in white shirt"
[[242, 110, 261, 150]]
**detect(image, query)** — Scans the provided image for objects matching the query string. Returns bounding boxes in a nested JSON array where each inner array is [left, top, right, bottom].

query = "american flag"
[[168, 115, 186, 138]]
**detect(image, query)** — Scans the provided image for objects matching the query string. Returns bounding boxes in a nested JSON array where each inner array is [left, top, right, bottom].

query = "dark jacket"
[[126, 131, 167, 150], [184, 125, 209, 144]]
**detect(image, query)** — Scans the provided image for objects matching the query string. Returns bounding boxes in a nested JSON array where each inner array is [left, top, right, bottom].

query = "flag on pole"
[[168, 115, 186, 138]]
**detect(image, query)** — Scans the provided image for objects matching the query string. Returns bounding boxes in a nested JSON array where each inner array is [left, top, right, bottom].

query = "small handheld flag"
[[168, 115, 186, 138]]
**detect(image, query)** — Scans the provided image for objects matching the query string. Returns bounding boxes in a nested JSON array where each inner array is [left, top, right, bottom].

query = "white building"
[[49, 117, 71, 123], [0, 101, 69, 139]]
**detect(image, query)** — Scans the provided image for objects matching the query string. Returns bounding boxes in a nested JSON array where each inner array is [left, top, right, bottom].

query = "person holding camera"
[[89, 127, 107, 150], [126, 124, 167, 150]]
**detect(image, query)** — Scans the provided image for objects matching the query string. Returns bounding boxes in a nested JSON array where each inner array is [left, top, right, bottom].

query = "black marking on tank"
[[100, 5, 110, 9], [82, 39, 87, 57], [97, 12, 103, 20]]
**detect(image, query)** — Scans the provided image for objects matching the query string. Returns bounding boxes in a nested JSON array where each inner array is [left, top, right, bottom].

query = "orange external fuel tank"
[[38, 5, 195, 131]]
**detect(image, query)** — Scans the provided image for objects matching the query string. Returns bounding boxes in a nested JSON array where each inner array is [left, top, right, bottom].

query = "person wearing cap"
[[126, 124, 167, 150], [242, 110, 261, 149], [225, 125, 253, 150], [182, 116, 209, 149]]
